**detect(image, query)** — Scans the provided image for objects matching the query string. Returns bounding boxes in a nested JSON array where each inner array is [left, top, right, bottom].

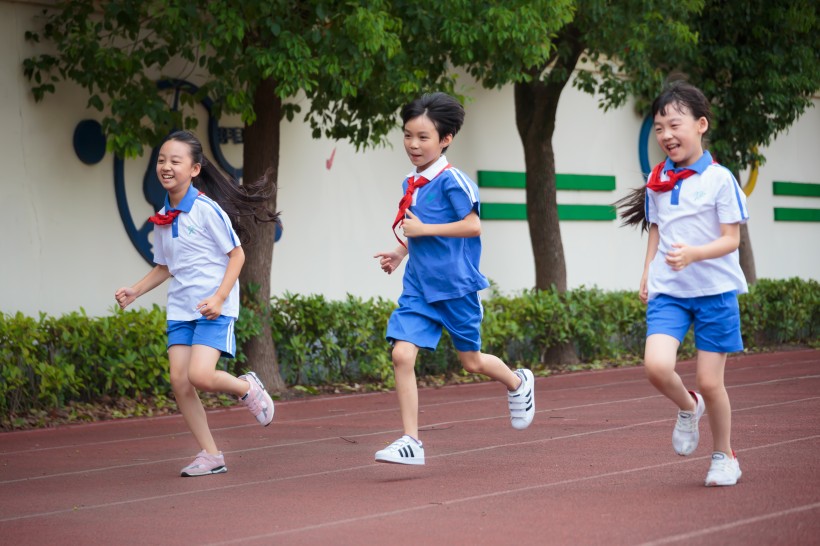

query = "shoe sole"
[[706, 471, 742, 487], [181, 466, 228, 477], [375, 456, 425, 466]]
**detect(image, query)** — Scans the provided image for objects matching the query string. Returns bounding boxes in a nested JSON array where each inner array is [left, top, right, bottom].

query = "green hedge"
[[1, 278, 817, 425]]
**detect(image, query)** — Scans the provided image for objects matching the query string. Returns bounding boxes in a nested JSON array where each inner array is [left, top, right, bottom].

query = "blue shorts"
[[167, 316, 236, 358], [646, 291, 743, 353], [386, 293, 483, 352]]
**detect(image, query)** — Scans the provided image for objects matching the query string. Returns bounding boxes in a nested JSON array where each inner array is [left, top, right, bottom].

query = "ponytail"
[[163, 130, 280, 245], [613, 186, 648, 232]]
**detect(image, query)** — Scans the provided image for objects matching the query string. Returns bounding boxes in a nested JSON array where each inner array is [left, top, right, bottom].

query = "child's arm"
[[374, 245, 409, 275], [196, 246, 245, 320], [401, 210, 481, 238], [665, 223, 741, 272], [115, 265, 172, 309], [640, 224, 660, 304]]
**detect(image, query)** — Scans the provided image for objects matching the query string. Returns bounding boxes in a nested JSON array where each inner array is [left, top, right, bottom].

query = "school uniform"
[[152, 183, 241, 356], [644, 151, 749, 352], [387, 155, 489, 352]]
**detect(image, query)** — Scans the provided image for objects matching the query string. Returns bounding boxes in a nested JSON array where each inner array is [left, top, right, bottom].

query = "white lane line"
[[1, 388, 818, 485], [202, 435, 820, 545], [1, 416, 818, 524], [637, 502, 820, 545], [1, 363, 816, 457]]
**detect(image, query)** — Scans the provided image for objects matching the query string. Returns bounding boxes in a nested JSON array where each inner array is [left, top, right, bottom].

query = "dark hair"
[[400, 92, 465, 152], [615, 81, 711, 232], [651, 80, 712, 131], [162, 130, 280, 244]]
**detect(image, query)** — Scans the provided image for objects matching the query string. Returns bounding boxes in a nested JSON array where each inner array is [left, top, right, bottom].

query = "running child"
[[115, 130, 279, 477], [616, 81, 748, 486], [373, 92, 535, 465]]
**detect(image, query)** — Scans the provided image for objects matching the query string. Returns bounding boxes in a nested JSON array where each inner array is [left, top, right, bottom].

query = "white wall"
[[2, 1, 818, 318]]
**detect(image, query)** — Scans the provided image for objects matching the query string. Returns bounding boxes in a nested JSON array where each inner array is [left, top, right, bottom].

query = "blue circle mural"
[[73, 119, 107, 165]]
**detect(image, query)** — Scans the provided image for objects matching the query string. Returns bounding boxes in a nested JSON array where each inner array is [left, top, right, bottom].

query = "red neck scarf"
[[148, 191, 204, 225], [646, 162, 697, 193], [148, 209, 182, 225], [392, 163, 450, 246]]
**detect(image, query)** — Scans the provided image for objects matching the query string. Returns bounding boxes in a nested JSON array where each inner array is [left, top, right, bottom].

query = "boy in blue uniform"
[[373, 93, 535, 465]]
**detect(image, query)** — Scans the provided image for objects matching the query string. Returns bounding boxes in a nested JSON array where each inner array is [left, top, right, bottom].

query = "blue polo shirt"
[[645, 151, 749, 300], [152, 183, 241, 320], [401, 156, 489, 303]]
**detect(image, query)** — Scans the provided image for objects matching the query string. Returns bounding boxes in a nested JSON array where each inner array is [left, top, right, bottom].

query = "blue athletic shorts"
[[646, 291, 743, 353], [386, 293, 483, 352], [167, 316, 236, 358]]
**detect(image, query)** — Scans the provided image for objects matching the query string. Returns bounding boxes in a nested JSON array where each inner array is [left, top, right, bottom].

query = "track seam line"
[[2, 368, 817, 456], [1, 420, 818, 522], [637, 502, 820, 545], [1, 390, 818, 484], [200, 435, 820, 544]]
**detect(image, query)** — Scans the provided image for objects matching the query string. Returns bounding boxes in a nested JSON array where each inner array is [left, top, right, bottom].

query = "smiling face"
[[654, 101, 709, 168], [403, 114, 453, 172], [156, 139, 201, 204]]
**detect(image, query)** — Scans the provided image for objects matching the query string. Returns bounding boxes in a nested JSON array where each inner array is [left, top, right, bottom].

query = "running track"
[[1, 349, 818, 545]]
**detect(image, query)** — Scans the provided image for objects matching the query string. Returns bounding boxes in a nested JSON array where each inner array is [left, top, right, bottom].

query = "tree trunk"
[[513, 79, 567, 293], [239, 77, 286, 393], [733, 169, 757, 284], [738, 223, 757, 285], [512, 28, 584, 367]]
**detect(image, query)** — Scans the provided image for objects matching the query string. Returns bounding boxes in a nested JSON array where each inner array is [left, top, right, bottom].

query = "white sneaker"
[[672, 391, 704, 455], [705, 451, 742, 486], [375, 435, 425, 465], [508, 369, 535, 430]]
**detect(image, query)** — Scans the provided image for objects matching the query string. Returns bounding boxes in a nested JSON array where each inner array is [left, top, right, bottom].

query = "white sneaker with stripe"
[[375, 435, 425, 465]]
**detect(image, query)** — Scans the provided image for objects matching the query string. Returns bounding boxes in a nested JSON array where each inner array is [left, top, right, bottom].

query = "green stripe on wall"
[[773, 208, 820, 222], [481, 203, 616, 221], [772, 182, 820, 197], [477, 171, 616, 191]]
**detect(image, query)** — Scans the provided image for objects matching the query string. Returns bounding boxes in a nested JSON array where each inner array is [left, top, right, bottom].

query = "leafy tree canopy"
[[23, 0, 579, 158], [689, 0, 820, 174]]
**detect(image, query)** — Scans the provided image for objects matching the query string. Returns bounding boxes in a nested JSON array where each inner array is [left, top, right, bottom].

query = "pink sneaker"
[[239, 371, 275, 426], [180, 450, 227, 477]]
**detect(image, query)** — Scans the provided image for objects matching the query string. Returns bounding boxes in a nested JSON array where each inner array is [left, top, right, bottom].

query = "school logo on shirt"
[[186, 223, 200, 236]]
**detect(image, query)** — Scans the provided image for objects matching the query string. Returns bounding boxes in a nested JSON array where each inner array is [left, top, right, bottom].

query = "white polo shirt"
[[152, 184, 241, 320], [645, 151, 749, 300]]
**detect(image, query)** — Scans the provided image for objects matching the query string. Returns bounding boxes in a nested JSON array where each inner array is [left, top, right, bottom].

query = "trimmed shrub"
[[1, 278, 817, 426]]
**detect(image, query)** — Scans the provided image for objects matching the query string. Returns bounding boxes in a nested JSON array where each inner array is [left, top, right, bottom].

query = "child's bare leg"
[[392, 341, 420, 439], [457, 351, 520, 390], [644, 334, 697, 411], [696, 350, 732, 454], [169, 345, 218, 454], [186, 345, 249, 397]]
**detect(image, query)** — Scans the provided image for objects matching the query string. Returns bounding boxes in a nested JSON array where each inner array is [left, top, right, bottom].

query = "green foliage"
[[22, 0, 467, 157], [0, 306, 169, 418], [691, 0, 820, 175], [2, 279, 817, 427], [269, 293, 395, 385], [482, 287, 648, 366], [739, 278, 820, 347], [617, 0, 820, 175]]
